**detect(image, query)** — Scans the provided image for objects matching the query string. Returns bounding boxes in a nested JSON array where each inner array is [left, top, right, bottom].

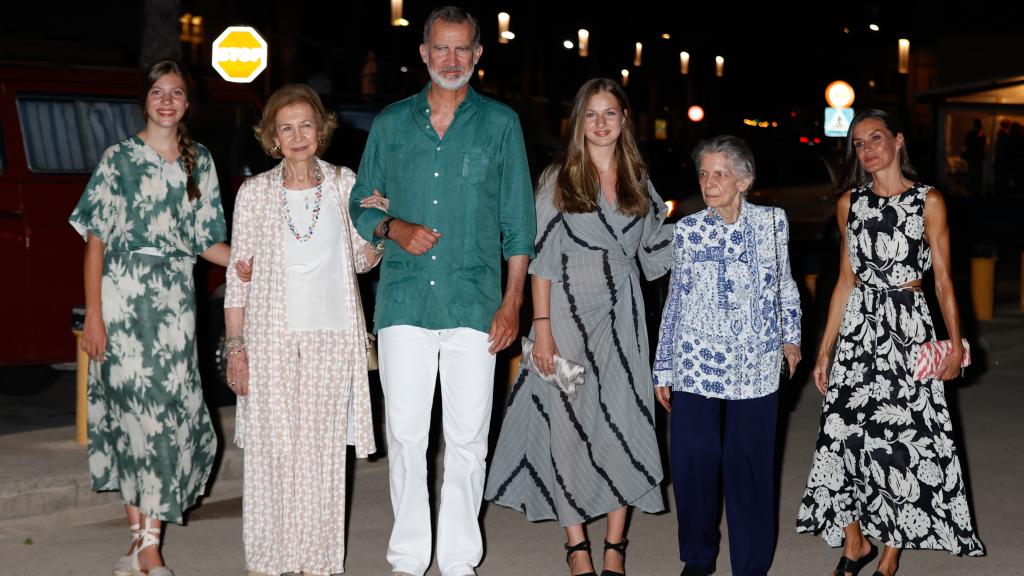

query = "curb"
[[0, 408, 243, 526]]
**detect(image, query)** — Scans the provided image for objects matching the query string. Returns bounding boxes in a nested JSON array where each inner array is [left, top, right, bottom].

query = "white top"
[[282, 185, 349, 331]]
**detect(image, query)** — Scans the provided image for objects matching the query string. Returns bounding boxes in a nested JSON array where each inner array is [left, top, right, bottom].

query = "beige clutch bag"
[[520, 337, 585, 399]]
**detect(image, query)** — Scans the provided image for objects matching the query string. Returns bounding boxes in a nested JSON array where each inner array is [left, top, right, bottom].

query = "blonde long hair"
[[554, 78, 649, 216]]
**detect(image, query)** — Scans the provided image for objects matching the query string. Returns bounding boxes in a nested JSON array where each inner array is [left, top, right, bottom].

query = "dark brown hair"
[[143, 59, 200, 200], [839, 108, 918, 191]]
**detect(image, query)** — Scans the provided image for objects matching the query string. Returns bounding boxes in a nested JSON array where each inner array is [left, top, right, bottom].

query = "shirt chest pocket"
[[461, 147, 490, 184]]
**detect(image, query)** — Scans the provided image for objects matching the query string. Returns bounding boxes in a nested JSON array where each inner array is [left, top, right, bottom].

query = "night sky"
[[3, 0, 1022, 161]]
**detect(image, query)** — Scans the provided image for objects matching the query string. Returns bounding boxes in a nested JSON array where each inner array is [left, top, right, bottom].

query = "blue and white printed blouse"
[[653, 201, 801, 399]]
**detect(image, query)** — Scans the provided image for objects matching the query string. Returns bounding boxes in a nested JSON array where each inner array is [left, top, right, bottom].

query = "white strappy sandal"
[[112, 523, 141, 576], [131, 518, 174, 576]]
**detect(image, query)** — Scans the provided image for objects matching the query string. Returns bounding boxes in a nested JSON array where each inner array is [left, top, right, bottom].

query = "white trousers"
[[378, 325, 495, 576]]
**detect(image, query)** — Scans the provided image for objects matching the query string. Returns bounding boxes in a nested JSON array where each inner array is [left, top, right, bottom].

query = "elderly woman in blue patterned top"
[[653, 134, 802, 576]]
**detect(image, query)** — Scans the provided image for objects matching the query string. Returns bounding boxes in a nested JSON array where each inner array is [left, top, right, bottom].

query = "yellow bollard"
[[970, 256, 996, 321], [508, 353, 522, 387], [804, 273, 818, 302], [72, 330, 88, 446]]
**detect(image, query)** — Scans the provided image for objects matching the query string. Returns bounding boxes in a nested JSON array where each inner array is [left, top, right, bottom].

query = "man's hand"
[[488, 303, 519, 354], [389, 220, 441, 255]]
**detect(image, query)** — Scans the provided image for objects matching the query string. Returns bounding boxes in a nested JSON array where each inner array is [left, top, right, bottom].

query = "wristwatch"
[[378, 216, 396, 239]]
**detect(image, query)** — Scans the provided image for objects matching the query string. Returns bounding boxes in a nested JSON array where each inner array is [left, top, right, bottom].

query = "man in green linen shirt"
[[348, 7, 535, 576]]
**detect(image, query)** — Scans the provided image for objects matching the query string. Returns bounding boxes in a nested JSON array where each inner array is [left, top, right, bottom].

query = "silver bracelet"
[[224, 335, 246, 353]]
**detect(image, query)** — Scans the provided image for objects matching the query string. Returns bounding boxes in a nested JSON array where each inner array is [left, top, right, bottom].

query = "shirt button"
[[431, 255, 437, 260], [433, 200, 438, 205], [432, 228, 438, 232], [434, 172, 439, 177], [436, 146, 442, 151], [430, 280, 436, 286]]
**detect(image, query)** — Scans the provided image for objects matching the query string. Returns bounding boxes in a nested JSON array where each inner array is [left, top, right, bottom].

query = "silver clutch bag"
[[520, 336, 585, 399]]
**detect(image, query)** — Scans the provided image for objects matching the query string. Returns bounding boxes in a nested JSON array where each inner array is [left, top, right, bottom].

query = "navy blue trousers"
[[670, 390, 778, 576]]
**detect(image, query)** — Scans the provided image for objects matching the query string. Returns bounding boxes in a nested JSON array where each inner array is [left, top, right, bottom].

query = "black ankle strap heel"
[[600, 538, 628, 576], [565, 539, 596, 576]]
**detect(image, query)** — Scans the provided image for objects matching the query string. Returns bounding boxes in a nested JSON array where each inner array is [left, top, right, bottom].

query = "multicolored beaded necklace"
[[281, 162, 323, 242]]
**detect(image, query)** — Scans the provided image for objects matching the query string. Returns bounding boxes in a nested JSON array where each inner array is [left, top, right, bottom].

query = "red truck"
[[0, 61, 268, 392]]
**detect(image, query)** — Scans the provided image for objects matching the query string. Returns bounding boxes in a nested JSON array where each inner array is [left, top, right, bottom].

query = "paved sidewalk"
[[1, 313, 1022, 574]]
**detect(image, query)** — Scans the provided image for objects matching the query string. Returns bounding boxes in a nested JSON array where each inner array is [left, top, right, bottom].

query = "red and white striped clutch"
[[913, 338, 971, 381]]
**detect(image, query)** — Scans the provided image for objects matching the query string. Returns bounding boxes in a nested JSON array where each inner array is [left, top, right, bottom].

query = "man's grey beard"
[[428, 64, 475, 91]]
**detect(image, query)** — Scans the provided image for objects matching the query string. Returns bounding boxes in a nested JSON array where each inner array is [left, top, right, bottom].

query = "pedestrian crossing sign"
[[825, 107, 854, 137]]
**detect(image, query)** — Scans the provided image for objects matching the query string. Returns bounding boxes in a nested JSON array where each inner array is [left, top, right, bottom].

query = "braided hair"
[[143, 59, 201, 200]]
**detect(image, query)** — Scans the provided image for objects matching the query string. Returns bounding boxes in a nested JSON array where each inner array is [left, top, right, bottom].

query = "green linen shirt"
[[350, 84, 536, 333]]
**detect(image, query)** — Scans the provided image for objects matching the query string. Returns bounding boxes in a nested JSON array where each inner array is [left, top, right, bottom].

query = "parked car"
[[747, 142, 841, 243], [0, 61, 268, 391]]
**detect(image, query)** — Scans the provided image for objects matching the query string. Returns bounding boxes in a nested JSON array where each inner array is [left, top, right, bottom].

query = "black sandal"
[[600, 538, 628, 576], [833, 542, 878, 576], [565, 539, 596, 576]]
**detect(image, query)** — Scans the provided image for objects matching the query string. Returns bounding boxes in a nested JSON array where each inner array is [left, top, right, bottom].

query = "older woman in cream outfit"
[[224, 84, 387, 576]]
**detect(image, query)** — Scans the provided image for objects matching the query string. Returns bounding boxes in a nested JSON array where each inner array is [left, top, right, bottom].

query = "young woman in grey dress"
[[485, 78, 673, 576], [71, 60, 230, 576]]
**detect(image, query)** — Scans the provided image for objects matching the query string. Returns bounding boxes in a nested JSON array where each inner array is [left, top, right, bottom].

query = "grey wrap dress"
[[485, 172, 673, 526]]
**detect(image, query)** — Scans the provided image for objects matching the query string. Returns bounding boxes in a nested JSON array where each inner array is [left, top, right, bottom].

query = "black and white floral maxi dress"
[[796, 183, 984, 556]]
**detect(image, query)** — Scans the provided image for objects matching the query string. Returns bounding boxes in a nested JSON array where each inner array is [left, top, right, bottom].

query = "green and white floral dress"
[[69, 136, 225, 523]]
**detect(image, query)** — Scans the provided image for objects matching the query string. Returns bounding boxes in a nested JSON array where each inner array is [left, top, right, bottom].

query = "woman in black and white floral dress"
[[796, 109, 984, 576]]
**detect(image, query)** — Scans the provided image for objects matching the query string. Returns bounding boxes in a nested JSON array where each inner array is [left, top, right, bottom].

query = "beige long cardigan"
[[225, 159, 376, 457]]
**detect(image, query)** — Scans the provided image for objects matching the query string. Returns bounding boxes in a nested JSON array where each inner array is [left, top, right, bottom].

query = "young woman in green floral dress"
[[70, 59, 230, 576]]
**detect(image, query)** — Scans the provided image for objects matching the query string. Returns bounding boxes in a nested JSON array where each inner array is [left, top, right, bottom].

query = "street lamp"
[[634, 42, 643, 67], [715, 56, 724, 78], [390, 0, 408, 26], [578, 29, 589, 57], [498, 12, 510, 44], [680, 51, 690, 75], [898, 39, 910, 74], [824, 80, 856, 137], [825, 80, 855, 109], [621, 69, 630, 86]]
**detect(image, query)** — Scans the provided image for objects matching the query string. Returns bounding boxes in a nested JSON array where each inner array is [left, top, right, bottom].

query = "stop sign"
[[211, 26, 268, 83]]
